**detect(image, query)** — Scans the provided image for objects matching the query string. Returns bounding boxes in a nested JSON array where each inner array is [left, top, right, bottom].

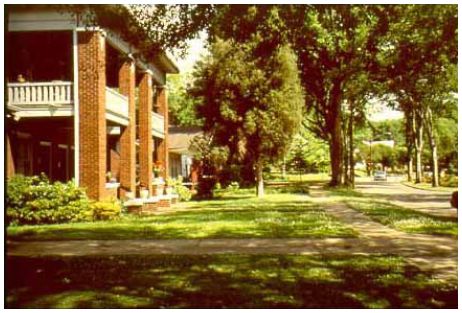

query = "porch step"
[[124, 194, 178, 214]]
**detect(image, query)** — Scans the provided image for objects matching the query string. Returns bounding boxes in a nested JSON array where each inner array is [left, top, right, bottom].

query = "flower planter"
[[140, 189, 149, 199]]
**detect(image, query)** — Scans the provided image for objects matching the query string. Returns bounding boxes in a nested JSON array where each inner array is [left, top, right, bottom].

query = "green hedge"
[[7, 175, 121, 226]]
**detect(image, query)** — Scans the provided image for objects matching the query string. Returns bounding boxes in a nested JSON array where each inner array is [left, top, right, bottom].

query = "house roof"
[[168, 126, 202, 155]]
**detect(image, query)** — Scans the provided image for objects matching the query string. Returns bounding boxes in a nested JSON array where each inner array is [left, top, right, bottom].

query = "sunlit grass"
[[6, 254, 456, 308], [344, 199, 457, 237], [401, 181, 457, 193], [7, 190, 357, 241]]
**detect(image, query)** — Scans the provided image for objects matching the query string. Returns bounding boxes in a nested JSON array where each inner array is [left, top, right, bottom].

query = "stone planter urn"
[[140, 189, 149, 199], [154, 184, 165, 196], [125, 191, 135, 200]]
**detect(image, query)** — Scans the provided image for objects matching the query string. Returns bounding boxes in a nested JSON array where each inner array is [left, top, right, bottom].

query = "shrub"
[[88, 199, 122, 221], [226, 181, 240, 192], [440, 175, 458, 188], [6, 174, 90, 226], [167, 176, 193, 201]]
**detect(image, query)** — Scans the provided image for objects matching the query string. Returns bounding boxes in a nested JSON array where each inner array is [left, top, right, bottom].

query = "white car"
[[373, 171, 387, 181]]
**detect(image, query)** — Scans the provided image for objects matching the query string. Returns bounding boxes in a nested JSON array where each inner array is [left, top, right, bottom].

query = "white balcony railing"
[[8, 81, 73, 107], [151, 112, 165, 138], [105, 87, 129, 126]]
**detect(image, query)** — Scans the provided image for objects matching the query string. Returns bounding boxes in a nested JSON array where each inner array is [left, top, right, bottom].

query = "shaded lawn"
[[327, 187, 458, 237], [6, 254, 456, 309], [7, 192, 357, 241]]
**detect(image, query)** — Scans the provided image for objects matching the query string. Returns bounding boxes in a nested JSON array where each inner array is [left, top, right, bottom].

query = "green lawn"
[[401, 181, 457, 193], [345, 200, 458, 237], [6, 254, 456, 308], [327, 187, 458, 237], [7, 191, 357, 241]]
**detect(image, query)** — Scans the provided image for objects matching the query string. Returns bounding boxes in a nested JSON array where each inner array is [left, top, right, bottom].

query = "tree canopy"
[[190, 38, 304, 196]]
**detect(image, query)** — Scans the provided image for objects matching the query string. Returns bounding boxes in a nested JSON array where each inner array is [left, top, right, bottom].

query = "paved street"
[[354, 177, 457, 218]]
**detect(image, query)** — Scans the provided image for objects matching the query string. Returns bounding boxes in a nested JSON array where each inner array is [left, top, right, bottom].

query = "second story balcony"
[[7, 81, 129, 126], [8, 81, 74, 117]]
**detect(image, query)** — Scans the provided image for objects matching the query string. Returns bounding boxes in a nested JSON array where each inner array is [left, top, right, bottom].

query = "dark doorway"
[[34, 142, 52, 177]]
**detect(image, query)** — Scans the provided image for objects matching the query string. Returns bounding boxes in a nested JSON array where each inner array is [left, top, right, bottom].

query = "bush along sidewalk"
[[6, 174, 122, 226]]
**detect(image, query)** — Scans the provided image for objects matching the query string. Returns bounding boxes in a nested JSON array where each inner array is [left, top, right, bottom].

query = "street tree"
[[376, 4, 457, 186], [190, 39, 304, 197]]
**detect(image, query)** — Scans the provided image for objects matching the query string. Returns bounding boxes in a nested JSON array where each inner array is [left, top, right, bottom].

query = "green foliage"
[[191, 38, 304, 195], [440, 175, 458, 188], [167, 74, 203, 127], [226, 181, 240, 192], [6, 175, 90, 226], [87, 199, 122, 221], [286, 126, 330, 173], [167, 176, 193, 201]]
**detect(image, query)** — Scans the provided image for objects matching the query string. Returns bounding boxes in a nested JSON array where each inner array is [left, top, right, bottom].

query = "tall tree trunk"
[[256, 160, 264, 198], [425, 108, 439, 187], [343, 123, 349, 186], [407, 153, 414, 182], [412, 112, 423, 183], [328, 83, 343, 187], [348, 101, 355, 188], [404, 107, 414, 182]]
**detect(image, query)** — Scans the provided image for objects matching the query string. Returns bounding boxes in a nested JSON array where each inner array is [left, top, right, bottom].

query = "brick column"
[[139, 71, 154, 196], [78, 31, 107, 200], [156, 86, 169, 178], [118, 58, 136, 196]]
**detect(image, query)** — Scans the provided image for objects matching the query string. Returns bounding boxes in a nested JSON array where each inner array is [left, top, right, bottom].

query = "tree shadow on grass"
[[8, 202, 356, 241], [6, 254, 457, 309]]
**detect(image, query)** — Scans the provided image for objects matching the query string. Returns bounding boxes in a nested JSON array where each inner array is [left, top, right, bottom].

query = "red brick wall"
[[118, 59, 136, 195], [156, 86, 169, 178], [78, 31, 107, 200], [138, 72, 153, 195]]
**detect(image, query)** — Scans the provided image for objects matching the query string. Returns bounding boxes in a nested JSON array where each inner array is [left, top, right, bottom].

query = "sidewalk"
[[7, 188, 457, 283]]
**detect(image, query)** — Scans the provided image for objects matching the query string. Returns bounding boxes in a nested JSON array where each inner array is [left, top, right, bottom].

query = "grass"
[[6, 254, 456, 309], [7, 190, 357, 241], [345, 200, 458, 237], [326, 187, 458, 237], [401, 181, 457, 193]]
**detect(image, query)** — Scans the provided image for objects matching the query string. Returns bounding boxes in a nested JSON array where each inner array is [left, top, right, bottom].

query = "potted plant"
[[152, 161, 163, 178]]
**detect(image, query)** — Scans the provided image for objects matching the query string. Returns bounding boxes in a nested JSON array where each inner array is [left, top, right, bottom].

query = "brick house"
[[5, 5, 178, 201]]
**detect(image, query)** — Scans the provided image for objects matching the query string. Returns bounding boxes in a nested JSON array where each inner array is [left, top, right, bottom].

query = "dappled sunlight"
[[6, 254, 457, 308], [8, 190, 358, 241], [345, 199, 457, 237]]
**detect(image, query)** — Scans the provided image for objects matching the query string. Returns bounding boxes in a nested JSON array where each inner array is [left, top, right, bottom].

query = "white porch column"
[[72, 29, 80, 186]]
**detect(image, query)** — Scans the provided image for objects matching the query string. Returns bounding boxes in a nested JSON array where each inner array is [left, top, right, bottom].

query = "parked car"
[[373, 171, 387, 181]]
